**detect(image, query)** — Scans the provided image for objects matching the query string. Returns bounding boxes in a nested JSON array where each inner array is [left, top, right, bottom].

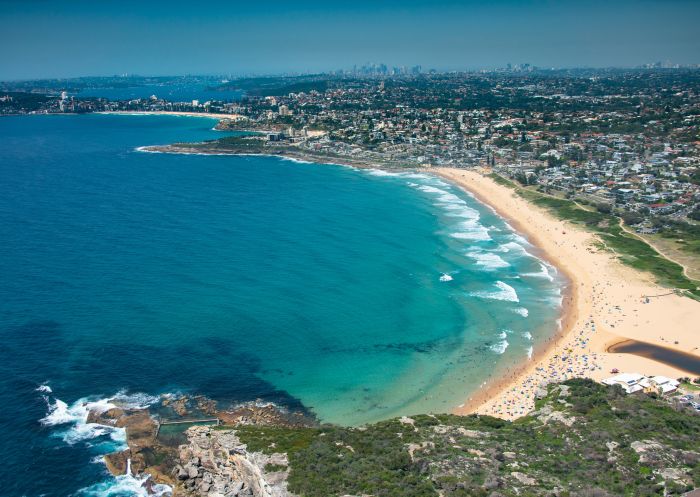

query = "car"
[[679, 395, 691, 402]]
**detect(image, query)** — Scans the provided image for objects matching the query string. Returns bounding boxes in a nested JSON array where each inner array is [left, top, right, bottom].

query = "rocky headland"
[[85, 380, 700, 497], [86, 394, 315, 497]]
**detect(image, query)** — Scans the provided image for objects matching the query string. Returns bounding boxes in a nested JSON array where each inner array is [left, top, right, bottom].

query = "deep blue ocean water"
[[0, 114, 563, 496]]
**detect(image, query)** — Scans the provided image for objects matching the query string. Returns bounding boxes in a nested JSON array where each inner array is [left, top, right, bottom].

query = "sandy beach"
[[132, 133, 700, 420], [435, 167, 700, 420]]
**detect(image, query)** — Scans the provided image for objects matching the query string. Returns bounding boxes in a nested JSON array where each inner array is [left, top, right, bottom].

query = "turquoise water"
[[0, 114, 563, 496]]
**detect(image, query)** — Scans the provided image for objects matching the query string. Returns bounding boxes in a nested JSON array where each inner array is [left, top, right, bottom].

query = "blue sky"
[[2, 0, 699, 79]]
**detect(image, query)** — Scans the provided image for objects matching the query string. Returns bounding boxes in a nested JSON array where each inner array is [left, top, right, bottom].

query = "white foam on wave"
[[77, 466, 172, 497], [521, 263, 554, 282], [41, 390, 170, 496], [416, 184, 473, 207], [408, 179, 494, 242], [490, 337, 509, 354], [401, 172, 433, 180], [527, 346, 534, 360], [36, 384, 52, 393], [416, 184, 448, 194], [135, 146, 162, 154], [135, 146, 236, 156], [522, 331, 533, 340], [466, 250, 509, 270], [109, 391, 161, 410], [439, 273, 453, 282], [41, 397, 125, 445], [40, 391, 159, 446], [509, 233, 532, 246], [281, 156, 314, 165], [551, 294, 564, 307], [450, 230, 491, 242], [470, 281, 519, 302], [367, 169, 431, 181], [444, 206, 479, 219], [513, 307, 529, 317], [367, 169, 399, 177], [498, 241, 535, 258]]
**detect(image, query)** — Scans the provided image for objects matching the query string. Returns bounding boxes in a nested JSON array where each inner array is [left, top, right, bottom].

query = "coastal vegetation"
[[206, 75, 330, 97], [489, 173, 700, 298], [194, 380, 700, 497]]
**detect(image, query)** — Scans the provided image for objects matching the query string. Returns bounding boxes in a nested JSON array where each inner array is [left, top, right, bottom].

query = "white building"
[[602, 373, 680, 395], [647, 376, 680, 394], [602, 373, 645, 393]]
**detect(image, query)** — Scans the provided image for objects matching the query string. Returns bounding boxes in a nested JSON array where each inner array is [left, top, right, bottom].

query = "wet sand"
[[607, 339, 700, 375], [434, 167, 700, 420]]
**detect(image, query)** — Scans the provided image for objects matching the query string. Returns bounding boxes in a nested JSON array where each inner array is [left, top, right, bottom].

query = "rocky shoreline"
[[86, 394, 315, 496], [138, 142, 408, 170], [174, 426, 291, 497]]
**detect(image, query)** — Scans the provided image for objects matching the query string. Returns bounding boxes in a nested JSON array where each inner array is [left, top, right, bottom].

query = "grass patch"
[[215, 380, 700, 497], [234, 425, 318, 455], [488, 173, 700, 297], [264, 463, 288, 472]]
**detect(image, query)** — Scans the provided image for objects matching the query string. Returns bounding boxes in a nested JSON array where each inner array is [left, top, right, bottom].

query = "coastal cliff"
[[88, 379, 700, 497]]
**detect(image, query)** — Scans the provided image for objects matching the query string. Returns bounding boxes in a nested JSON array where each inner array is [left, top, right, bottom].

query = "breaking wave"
[[466, 250, 509, 270], [470, 281, 519, 302], [513, 307, 529, 317], [366, 169, 430, 181], [521, 263, 554, 282], [77, 459, 172, 497], [410, 183, 492, 242], [40, 389, 170, 496], [498, 241, 535, 258], [489, 337, 509, 354], [40, 390, 159, 446]]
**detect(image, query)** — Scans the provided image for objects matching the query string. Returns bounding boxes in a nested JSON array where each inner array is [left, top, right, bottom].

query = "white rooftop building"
[[602, 373, 645, 393], [648, 376, 680, 394], [602, 373, 680, 395]]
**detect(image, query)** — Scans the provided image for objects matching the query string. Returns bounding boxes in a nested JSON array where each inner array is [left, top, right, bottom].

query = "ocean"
[[0, 114, 563, 496], [73, 81, 242, 102]]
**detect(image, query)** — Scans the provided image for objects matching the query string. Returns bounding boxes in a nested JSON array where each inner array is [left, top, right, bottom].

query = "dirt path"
[[618, 219, 695, 281]]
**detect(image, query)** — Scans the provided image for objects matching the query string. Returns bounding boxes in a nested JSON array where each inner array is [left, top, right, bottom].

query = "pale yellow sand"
[[434, 167, 700, 420]]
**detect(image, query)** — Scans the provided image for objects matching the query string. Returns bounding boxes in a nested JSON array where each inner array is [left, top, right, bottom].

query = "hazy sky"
[[2, 0, 699, 79]]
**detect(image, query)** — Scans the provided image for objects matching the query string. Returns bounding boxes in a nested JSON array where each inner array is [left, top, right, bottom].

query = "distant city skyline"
[[2, 0, 700, 80]]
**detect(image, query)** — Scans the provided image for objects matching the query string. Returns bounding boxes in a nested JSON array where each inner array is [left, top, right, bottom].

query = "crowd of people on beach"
[[445, 171, 694, 422], [475, 274, 654, 419], [478, 317, 604, 418]]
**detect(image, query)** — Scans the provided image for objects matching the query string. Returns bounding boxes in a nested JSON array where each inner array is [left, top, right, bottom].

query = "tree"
[[596, 203, 612, 214], [689, 207, 700, 221], [622, 212, 644, 225]]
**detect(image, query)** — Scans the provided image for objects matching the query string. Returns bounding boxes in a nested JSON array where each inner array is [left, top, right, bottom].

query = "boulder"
[[511, 471, 537, 486], [185, 463, 199, 479]]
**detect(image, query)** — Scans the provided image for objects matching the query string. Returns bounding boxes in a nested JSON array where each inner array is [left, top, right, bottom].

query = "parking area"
[[672, 391, 700, 413]]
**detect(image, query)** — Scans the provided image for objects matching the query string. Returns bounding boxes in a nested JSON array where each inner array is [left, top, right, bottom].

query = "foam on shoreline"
[[39, 388, 170, 496], [434, 167, 700, 422]]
